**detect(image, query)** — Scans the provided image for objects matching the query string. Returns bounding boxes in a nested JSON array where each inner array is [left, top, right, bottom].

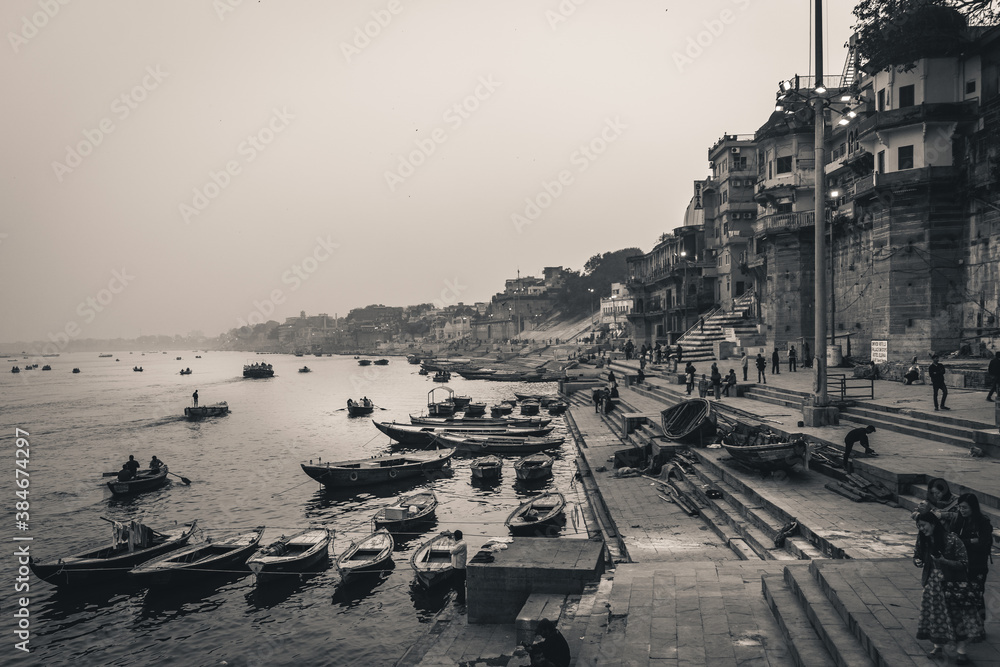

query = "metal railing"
[[827, 373, 874, 401]]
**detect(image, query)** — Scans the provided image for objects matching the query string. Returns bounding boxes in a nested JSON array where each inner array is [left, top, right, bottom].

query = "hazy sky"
[[1, 0, 858, 343]]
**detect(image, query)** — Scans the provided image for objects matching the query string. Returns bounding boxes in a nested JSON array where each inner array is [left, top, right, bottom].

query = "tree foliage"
[[551, 247, 643, 316], [852, 0, 996, 72]]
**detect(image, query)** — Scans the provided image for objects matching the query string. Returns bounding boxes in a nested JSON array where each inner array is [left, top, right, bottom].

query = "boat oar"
[[167, 471, 192, 485]]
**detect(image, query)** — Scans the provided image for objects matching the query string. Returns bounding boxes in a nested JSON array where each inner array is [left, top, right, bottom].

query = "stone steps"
[[762, 565, 878, 667], [839, 404, 1000, 456], [743, 385, 810, 410], [677, 459, 821, 562]]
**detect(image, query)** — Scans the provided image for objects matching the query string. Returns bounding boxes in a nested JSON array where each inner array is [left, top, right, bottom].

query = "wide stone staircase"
[[671, 291, 762, 364]]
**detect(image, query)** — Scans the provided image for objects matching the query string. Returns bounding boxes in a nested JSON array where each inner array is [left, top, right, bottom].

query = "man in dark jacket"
[[755, 353, 767, 384], [987, 351, 1000, 401], [843, 424, 876, 473], [928, 355, 949, 410], [771, 348, 780, 375], [526, 618, 570, 667]]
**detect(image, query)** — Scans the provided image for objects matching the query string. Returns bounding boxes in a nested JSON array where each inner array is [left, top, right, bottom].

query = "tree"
[[852, 0, 993, 73]]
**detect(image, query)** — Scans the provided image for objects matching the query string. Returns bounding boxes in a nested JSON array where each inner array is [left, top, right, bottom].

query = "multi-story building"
[[706, 135, 756, 311], [625, 199, 716, 346], [599, 283, 633, 337]]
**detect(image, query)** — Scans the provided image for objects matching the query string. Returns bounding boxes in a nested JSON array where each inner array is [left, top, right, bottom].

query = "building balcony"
[[754, 172, 813, 202], [752, 210, 816, 237], [857, 101, 978, 138]]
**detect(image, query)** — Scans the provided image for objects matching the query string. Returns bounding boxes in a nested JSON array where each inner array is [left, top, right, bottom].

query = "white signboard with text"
[[871, 340, 888, 363]]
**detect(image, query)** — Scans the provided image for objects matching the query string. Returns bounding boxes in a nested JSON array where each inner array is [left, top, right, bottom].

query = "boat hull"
[[300, 450, 454, 489], [410, 532, 457, 588], [434, 432, 564, 455], [374, 421, 553, 447], [336, 529, 393, 581], [721, 441, 808, 473], [184, 403, 229, 419], [29, 522, 197, 587], [107, 466, 170, 496], [505, 493, 566, 536], [248, 529, 331, 583], [514, 454, 554, 481], [660, 399, 717, 444], [130, 528, 264, 585]]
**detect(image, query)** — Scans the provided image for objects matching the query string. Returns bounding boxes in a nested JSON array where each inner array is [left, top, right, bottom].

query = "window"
[[776, 156, 792, 174], [898, 84, 915, 108], [722, 189, 728, 203], [732, 156, 747, 170], [966, 80, 977, 95], [877, 88, 886, 111], [776, 202, 792, 214], [898, 145, 914, 170], [877, 150, 885, 173]]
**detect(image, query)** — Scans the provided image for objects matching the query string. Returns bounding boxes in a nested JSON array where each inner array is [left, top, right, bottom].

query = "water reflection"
[[331, 562, 396, 608], [245, 568, 331, 610]]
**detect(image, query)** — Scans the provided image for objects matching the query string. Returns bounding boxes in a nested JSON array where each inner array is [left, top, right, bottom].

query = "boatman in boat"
[[192, 389, 198, 407], [118, 455, 140, 481], [149, 456, 163, 470]]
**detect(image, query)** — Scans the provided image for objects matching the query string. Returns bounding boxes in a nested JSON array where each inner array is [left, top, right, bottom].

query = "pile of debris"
[[824, 472, 897, 505]]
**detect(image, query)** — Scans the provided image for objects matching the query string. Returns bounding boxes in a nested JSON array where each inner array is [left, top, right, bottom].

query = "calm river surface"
[[3, 351, 586, 666]]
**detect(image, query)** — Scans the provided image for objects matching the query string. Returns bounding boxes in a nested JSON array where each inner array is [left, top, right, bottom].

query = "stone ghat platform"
[[467, 538, 605, 624]]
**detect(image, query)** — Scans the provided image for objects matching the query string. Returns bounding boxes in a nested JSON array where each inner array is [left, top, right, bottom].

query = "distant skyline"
[[1, 0, 858, 344]]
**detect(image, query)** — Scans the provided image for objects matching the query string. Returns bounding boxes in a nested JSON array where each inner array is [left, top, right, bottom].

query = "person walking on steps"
[[771, 348, 781, 375], [929, 355, 949, 411], [755, 353, 767, 384], [986, 351, 1000, 402], [843, 424, 876, 473], [788, 346, 797, 373]]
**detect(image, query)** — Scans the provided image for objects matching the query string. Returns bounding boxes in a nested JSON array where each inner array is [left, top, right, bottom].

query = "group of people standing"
[[911, 479, 991, 662]]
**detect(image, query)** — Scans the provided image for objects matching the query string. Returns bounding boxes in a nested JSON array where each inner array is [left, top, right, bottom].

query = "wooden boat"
[[546, 401, 568, 416], [298, 366, 311, 373], [660, 399, 717, 444], [374, 421, 554, 447], [719, 420, 808, 473], [11, 366, 20, 373], [336, 529, 393, 580], [373, 491, 438, 530], [243, 363, 274, 378], [490, 403, 514, 417], [72, 368, 80, 373], [184, 402, 229, 419], [373, 359, 389, 366], [107, 465, 170, 496], [300, 449, 454, 488], [410, 532, 459, 588], [358, 359, 372, 366], [409, 415, 552, 428], [432, 432, 565, 455], [132, 366, 143, 372], [514, 393, 562, 406], [179, 368, 192, 375], [514, 453, 554, 481], [427, 386, 456, 416], [505, 493, 566, 536], [29, 519, 198, 586], [470, 455, 502, 479], [346, 398, 375, 417], [519, 400, 540, 416], [418, 368, 429, 375], [130, 526, 265, 584], [463, 402, 487, 417], [42, 365, 52, 371], [452, 395, 472, 410], [432, 370, 451, 382], [247, 527, 332, 582]]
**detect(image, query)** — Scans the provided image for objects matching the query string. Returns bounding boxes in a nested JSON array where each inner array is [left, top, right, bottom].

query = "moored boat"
[[505, 493, 566, 536], [184, 402, 229, 419], [372, 491, 438, 531], [248, 527, 332, 583], [432, 432, 564, 455], [409, 415, 551, 428], [519, 399, 540, 416], [42, 364, 52, 371], [358, 359, 372, 366], [463, 402, 487, 417], [546, 401, 568, 416], [660, 398, 717, 444], [718, 419, 809, 473], [374, 421, 554, 447], [300, 449, 454, 489], [490, 403, 514, 417], [29, 519, 198, 586], [373, 359, 389, 365], [470, 455, 502, 480], [107, 465, 170, 496], [514, 453, 554, 481], [410, 531, 459, 588], [129, 526, 265, 585], [336, 528, 393, 581], [513, 393, 562, 406]]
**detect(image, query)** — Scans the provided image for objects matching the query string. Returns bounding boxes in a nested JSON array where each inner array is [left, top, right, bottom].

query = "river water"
[[3, 351, 586, 666]]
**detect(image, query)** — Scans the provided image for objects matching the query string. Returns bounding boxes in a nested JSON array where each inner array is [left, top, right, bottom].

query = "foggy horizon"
[[2, 0, 858, 346]]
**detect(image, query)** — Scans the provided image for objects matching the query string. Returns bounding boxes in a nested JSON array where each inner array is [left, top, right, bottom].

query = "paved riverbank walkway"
[[396, 356, 1000, 666]]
